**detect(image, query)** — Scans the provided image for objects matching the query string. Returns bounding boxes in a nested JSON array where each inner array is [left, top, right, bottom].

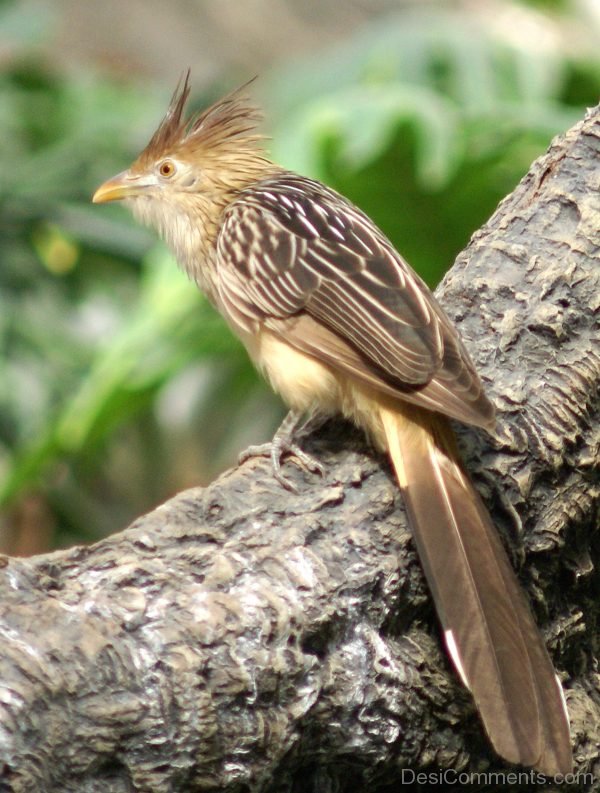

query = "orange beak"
[[92, 170, 153, 203]]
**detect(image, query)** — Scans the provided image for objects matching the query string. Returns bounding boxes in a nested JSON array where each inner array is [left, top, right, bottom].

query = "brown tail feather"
[[380, 405, 571, 775]]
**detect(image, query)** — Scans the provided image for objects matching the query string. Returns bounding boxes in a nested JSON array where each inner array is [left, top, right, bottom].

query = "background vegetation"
[[0, 0, 598, 552]]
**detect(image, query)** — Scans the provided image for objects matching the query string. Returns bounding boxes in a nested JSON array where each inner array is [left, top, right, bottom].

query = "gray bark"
[[0, 105, 598, 793]]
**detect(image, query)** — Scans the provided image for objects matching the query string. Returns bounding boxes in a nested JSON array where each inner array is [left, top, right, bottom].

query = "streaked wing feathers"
[[217, 174, 494, 428]]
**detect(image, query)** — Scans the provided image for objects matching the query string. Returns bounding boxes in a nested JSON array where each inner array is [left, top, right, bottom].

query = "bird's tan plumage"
[[93, 72, 572, 775]]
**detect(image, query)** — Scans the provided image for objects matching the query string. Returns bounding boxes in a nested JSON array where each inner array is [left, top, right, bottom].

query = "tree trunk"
[[0, 105, 598, 793]]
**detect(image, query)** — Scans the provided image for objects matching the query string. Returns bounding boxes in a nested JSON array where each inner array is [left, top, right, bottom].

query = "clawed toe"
[[238, 409, 325, 490], [238, 443, 272, 466], [288, 445, 325, 477]]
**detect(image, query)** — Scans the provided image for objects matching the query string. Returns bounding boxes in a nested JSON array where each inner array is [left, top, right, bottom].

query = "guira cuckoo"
[[93, 74, 571, 775]]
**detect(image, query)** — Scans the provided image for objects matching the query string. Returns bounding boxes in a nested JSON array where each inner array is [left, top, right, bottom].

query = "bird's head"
[[93, 72, 272, 251]]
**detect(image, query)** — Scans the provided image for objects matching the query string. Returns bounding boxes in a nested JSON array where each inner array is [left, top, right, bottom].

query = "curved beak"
[[92, 170, 153, 203]]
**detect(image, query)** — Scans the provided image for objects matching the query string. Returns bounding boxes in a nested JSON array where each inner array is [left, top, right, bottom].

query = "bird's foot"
[[238, 409, 325, 492]]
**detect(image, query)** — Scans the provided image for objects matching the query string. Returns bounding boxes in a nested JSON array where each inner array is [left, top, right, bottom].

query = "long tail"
[[379, 405, 571, 776]]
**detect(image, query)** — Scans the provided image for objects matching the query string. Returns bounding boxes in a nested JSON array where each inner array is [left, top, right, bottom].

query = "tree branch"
[[1, 105, 598, 793]]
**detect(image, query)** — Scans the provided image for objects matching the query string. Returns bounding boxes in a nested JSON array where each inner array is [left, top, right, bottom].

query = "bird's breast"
[[242, 328, 341, 415]]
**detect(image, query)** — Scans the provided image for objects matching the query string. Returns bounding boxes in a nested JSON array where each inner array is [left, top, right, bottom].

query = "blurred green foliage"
[[0, 1, 598, 551], [265, 4, 586, 282]]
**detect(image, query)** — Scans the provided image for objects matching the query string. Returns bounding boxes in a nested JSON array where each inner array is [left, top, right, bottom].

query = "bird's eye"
[[158, 160, 176, 178]]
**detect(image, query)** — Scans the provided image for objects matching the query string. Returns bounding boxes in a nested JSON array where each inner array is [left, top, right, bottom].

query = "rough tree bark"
[[0, 106, 598, 793]]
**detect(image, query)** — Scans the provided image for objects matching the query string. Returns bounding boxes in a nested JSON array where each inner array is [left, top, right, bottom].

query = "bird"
[[93, 72, 571, 775]]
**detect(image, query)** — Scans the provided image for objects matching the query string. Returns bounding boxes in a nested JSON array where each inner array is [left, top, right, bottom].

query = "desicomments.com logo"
[[399, 769, 594, 786]]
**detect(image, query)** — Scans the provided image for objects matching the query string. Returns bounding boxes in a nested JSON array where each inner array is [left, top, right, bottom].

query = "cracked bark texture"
[[0, 105, 598, 793]]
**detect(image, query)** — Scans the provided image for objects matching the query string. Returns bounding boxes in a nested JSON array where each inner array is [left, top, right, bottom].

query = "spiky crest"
[[132, 71, 267, 173]]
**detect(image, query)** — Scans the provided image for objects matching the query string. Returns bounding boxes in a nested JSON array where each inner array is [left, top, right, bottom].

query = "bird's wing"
[[216, 174, 494, 428]]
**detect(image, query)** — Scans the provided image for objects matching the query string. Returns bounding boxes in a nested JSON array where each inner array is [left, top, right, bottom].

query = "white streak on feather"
[[328, 226, 345, 241], [445, 629, 470, 689], [296, 215, 320, 236]]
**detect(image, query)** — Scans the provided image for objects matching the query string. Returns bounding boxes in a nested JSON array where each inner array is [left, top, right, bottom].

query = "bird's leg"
[[239, 408, 326, 491]]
